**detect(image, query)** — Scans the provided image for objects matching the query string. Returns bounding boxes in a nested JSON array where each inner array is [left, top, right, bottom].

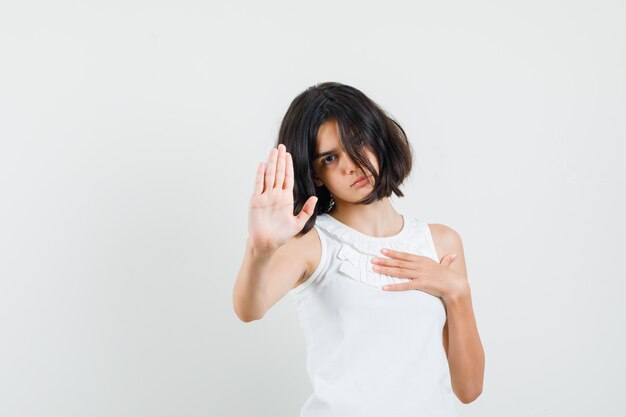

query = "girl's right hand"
[[248, 144, 318, 254]]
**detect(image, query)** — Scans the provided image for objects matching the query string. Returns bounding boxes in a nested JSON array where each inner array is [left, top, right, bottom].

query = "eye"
[[322, 155, 336, 165]]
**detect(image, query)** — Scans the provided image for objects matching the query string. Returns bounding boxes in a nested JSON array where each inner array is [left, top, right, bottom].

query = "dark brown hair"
[[277, 82, 413, 236]]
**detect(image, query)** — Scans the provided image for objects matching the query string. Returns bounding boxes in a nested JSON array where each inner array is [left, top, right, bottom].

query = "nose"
[[339, 151, 357, 173]]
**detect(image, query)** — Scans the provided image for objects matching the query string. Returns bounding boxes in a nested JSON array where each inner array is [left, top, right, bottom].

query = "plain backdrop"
[[1, 1, 625, 416]]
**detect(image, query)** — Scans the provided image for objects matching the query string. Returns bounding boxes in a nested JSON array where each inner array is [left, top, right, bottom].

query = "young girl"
[[233, 82, 484, 417]]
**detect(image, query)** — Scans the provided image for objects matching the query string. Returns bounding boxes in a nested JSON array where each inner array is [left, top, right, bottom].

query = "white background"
[[1, 1, 625, 416]]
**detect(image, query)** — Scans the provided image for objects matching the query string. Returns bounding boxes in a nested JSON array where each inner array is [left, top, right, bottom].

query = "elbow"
[[457, 387, 482, 404], [233, 303, 265, 323], [232, 289, 266, 322], [237, 312, 264, 323]]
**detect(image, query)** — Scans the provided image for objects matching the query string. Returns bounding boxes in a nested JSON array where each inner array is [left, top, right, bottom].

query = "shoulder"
[[428, 223, 462, 244], [427, 223, 463, 257]]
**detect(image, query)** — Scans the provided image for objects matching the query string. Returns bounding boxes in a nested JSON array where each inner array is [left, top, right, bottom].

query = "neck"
[[329, 197, 403, 238]]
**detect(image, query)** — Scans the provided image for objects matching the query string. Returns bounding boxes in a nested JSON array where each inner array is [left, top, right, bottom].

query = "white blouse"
[[288, 213, 459, 417]]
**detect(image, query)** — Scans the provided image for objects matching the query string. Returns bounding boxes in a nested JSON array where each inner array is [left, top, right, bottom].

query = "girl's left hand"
[[372, 248, 469, 301]]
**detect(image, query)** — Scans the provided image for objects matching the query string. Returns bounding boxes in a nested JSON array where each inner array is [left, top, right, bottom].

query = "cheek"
[[326, 176, 341, 189], [366, 151, 380, 172]]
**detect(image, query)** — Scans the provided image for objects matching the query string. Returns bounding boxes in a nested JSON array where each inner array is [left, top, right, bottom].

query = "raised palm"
[[248, 144, 318, 252]]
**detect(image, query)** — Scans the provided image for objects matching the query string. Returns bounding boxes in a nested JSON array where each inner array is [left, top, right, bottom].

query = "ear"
[[312, 171, 324, 188]]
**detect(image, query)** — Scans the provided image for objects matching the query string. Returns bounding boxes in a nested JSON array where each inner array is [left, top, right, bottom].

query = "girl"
[[233, 82, 484, 417]]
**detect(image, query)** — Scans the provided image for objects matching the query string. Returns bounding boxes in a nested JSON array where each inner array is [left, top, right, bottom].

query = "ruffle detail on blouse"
[[315, 215, 424, 290]]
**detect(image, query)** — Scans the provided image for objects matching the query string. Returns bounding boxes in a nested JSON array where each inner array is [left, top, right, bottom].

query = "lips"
[[352, 176, 367, 186]]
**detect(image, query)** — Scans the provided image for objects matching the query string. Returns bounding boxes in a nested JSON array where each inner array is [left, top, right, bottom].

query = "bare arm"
[[232, 232, 316, 322], [443, 287, 484, 404], [232, 144, 317, 322], [430, 224, 485, 404], [232, 239, 276, 322]]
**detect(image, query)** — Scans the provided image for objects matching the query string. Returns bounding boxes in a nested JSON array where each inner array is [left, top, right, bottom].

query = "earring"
[[329, 194, 335, 210]]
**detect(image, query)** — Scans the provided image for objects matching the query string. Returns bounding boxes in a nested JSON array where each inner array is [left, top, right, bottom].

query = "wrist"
[[442, 281, 471, 306], [247, 237, 279, 259]]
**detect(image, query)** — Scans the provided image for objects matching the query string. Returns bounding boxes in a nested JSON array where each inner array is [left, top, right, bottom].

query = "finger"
[[253, 162, 266, 195], [382, 282, 415, 291], [372, 265, 414, 279], [295, 196, 318, 227], [284, 152, 294, 191], [380, 248, 420, 262], [274, 144, 286, 189], [440, 253, 457, 266], [371, 256, 415, 270], [380, 248, 416, 261], [265, 147, 278, 193]]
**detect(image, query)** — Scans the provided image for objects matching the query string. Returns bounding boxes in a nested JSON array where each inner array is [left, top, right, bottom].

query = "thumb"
[[440, 253, 457, 266], [295, 196, 318, 226]]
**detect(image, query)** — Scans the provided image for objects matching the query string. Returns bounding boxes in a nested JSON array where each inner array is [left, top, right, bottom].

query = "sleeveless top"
[[287, 213, 459, 417]]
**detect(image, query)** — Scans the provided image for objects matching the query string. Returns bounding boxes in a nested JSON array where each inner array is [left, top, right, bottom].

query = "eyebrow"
[[314, 149, 336, 160]]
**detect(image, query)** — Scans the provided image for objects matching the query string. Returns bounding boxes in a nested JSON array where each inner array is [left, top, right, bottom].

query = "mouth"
[[352, 176, 368, 186]]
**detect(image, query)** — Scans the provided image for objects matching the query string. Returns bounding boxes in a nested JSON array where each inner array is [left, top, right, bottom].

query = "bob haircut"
[[276, 81, 413, 236]]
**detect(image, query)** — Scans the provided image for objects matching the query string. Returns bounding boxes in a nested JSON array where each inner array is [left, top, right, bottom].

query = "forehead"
[[316, 119, 342, 151]]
